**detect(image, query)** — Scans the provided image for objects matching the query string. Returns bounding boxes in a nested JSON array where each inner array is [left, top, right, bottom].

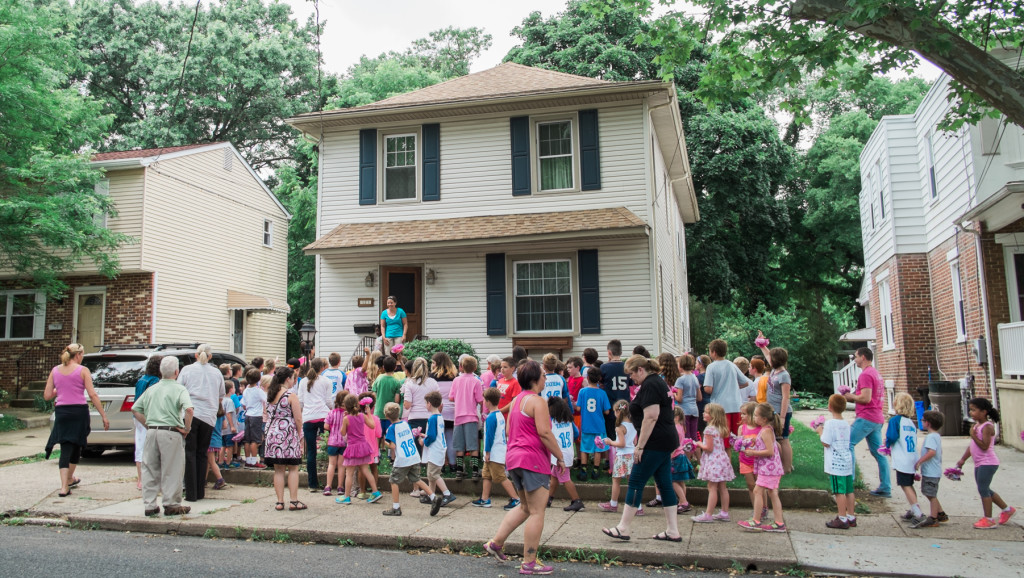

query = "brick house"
[[854, 48, 1024, 447], [286, 63, 698, 361], [0, 142, 290, 397]]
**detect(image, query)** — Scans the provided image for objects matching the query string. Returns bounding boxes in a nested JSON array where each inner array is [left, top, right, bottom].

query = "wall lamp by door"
[[425, 269, 437, 285], [364, 271, 376, 287]]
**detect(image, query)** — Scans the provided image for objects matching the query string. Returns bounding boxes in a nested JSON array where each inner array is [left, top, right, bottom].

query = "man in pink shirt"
[[844, 347, 891, 498], [450, 356, 484, 480]]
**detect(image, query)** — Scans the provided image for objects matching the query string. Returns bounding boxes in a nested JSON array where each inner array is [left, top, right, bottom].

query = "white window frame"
[[380, 128, 421, 203], [1004, 244, 1024, 323], [94, 179, 110, 229], [263, 219, 273, 248], [925, 130, 937, 201], [875, 161, 886, 221], [510, 256, 576, 335], [230, 309, 246, 356], [530, 114, 580, 194], [950, 260, 967, 342], [0, 290, 46, 341], [878, 278, 895, 350]]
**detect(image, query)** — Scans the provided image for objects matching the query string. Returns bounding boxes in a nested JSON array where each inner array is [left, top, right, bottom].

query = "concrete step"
[[18, 414, 51, 428], [9, 399, 37, 409]]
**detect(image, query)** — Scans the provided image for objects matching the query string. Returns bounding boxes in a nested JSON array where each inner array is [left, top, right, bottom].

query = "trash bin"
[[928, 381, 962, 436], [914, 401, 925, 430]]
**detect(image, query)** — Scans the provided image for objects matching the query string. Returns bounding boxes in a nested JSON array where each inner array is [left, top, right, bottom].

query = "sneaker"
[[163, 505, 191, 516], [761, 507, 769, 521], [253, 462, 268, 469], [712, 510, 730, 521], [677, 503, 692, 514], [974, 517, 999, 529], [519, 561, 554, 575], [911, 516, 938, 528], [483, 540, 508, 562], [228, 461, 242, 469], [563, 499, 584, 512], [473, 468, 482, 480], [471, 498, 492, 508], [335, 497, 352, 505], [691, 512, 714, 523], [410, 489, 424, 498], [503, 499, 520, 511], [323, 486, 333, 496], [419, 495, 433, 505], [634, 508, 646, 517], [847, 517, 858, 528], [455, 470, 465, 482], [546, 496, 553, 508], [937, 511, 949, 523], [309, 487, 320, 494], [999, 507, 1016, 525], [825, 516, 849, 529], [382, 507, 402, 516], [430, 494, 444, 516], [356, 492, 369, 500], [647, 497, 663, 508], [212, 479, 226, 490], [442, 494, 457, 506], [900, 509, 916, 521], [738, 519, 763, 531], [576, 469, 588, 482], [869, 488, 891, 498], [598, 502, 618, 513], [367, 491, 383, 504], [760, 522, 788, 533]]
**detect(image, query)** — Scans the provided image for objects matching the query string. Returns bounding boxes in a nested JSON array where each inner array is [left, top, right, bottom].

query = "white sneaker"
[[410, 489, 424, 498]]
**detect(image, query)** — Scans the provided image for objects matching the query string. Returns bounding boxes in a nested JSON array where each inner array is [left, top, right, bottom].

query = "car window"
[[177, 355, 195, 369], [83, 356, 147, 387]]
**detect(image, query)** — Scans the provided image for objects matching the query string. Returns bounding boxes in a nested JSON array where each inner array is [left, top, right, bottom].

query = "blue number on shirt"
[[559, 431, 571, 448], [400, 439, 416, 458], [904, 435, 916, 453], [611, 376, 628, 391]]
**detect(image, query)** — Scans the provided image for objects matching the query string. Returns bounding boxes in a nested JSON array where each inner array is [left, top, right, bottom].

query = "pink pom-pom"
[[943, 467, 963, 481], [680, 438, 694, 453], [878, 446, 891, 456], [594, 436, 606, 451], [729, 435, 743, 452], [837, 385, 851, 395], [359, 397, 373, 406], [411, 427, 422, 437], [914, 473, 922, 481], [755, 337, 770, 348], [391, 343, 404, 354], [810, 415, 827, 429], [788, 425, 795, 434]]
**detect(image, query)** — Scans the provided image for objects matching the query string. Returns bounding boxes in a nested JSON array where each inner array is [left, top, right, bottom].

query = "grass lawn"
[[0, 414, 25, 432]]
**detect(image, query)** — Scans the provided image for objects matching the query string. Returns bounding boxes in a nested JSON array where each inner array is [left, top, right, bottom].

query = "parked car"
[[49, 344, 247, 457]]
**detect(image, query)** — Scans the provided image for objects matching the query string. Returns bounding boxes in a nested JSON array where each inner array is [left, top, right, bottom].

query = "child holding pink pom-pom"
[[756, 331, 793, 474], [599, 400, 642, 514], [322, 390, 349, 495], [955, 398, 1015, 529], [737, 402, 762, 514], [816, 394, 855, 529], [886, 393, 922, 523], [737, 403, 787, 532]]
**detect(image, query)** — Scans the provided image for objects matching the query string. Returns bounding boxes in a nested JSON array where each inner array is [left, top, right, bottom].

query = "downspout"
[[956, 222, 998, 410]]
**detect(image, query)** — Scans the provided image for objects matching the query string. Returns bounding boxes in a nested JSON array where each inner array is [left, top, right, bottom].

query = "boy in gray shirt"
[[912, 410, 948, 528]]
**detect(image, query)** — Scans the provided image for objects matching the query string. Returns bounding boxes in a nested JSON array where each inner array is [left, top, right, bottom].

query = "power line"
[[150, 0, 202, 167]]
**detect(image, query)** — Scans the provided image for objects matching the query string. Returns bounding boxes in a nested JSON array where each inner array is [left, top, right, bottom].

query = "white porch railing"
[[998, 321, 1024, 378], [832, 357, 862, 395]]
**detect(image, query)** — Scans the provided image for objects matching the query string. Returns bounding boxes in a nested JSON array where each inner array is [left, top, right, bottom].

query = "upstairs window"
[[925, 130, 937, 199], [94, 179, 110, 229], [951, 260, 967, 341], [263, 219, 273, 247], [537, 120, 574, 191], [876, 161, 886, 221], [384, 133, 417, 201]]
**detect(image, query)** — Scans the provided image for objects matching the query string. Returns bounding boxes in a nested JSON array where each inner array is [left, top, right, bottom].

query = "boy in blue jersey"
[[382, 402, 432, 516], [576, 367, 611, 481], [321, 352, 347, 394], [541, 353, 575, 413]]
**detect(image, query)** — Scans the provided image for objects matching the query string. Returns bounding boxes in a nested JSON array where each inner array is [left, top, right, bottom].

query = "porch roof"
[[958, 181, 1024, 231], [304, 207, 648, 255], [226, 290, 290, 314]]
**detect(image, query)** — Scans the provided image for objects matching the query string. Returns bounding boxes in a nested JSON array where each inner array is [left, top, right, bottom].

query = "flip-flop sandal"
[[70, 478, 81, 487], [275, 502, 285, 511], [289, 501, 307, 510], [58, 489, 72, 498], [602, 527, 630, 541], [653, 532, 683, 542]]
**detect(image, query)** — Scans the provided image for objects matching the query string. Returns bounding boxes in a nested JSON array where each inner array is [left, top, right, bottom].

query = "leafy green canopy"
[[0, 0, 127, 296]]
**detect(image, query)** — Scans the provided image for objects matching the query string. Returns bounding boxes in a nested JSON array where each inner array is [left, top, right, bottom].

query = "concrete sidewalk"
[[2, 424, 1022, 577]]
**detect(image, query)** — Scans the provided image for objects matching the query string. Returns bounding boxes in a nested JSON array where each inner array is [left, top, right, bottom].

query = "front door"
[[381, 266, 422, 340], [76, 292, 105, 352]]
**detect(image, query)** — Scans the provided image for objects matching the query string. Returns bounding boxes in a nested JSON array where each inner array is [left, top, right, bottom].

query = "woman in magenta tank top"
[[43, 343, 109, 497], [483, 360, 566, 575]]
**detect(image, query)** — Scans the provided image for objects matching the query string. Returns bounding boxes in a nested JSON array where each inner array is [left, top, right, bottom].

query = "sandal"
[[289, 500, 307, 511], [58, 489, 72, 498], [70, 478, 82, 488], [275, 502, 285, 511], [653, 531, 682, 542], [602, 526, 630, 541]]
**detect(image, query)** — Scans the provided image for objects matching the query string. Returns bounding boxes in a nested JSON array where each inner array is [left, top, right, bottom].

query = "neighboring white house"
[[287, 63, 698, 360], [855, 48, 1024, 447]]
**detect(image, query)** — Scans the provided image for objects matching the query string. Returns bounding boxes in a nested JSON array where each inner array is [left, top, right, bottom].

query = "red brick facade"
[[0, 273, 153, 396], [871, 253, 935, 399]]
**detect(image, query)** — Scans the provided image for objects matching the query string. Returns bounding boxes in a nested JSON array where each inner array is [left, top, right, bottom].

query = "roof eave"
[[649, 85, 698, 223]]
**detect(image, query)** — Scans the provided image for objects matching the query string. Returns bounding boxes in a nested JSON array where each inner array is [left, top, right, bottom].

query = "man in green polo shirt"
[[133, 356, 194, 517]]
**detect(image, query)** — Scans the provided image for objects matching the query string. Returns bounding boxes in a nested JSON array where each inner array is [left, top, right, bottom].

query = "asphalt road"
[[0, 525, 726, 577]]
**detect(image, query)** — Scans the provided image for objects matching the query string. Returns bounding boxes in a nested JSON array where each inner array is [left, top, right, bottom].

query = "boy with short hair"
[[322, 352, 347, 395], [817, 394, 856, 529], [472, 387, 520, 510], [912, 411, 948, 528], [382, 402, 433, 516], [241, 368, 267, 469], [421, 390, 456, 514], [575, 367, 610, 481], [449, 355, 483, 480], [372, 356, 403, 436], [219, 381, 238, 468], [496, 357, 521, 412]]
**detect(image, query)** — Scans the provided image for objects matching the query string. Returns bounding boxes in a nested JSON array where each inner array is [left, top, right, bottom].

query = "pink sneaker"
[[519, 561, 554, 575], [483, 540, 507, 562], [598, 502, 618, 513], [634, 507, 646, 517], [712, 511, 730, 521], [999, 507, 1016, 525], [974, 517, 998, 529], [691, 512, 714, 523]]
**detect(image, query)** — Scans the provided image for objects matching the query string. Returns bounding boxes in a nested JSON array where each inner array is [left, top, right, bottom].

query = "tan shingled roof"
[[305, 207, 647, 253], [92, 142, 224, 161]]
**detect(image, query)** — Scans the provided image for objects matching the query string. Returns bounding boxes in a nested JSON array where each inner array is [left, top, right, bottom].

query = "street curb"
[[218, 468, 833, 509], [63, 512, 799, 572]]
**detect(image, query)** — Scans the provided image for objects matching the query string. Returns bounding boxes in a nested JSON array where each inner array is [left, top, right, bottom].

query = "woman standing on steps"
[[379, 296, 408, 348], [44, 343, 109, 497]]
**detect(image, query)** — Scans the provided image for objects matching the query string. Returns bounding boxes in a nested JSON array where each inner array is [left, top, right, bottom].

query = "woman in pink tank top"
[[483, 360, 565, 575], [43, 343, 109, 497]]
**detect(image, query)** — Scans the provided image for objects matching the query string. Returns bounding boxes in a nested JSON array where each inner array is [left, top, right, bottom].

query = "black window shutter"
[[422, 123, 440, 201], [486, 253, 507, 335], [579, 109, 601, 191], [578, 249, 600, 334], [359, 129, 377, 205], [510, 116, 531, 196]]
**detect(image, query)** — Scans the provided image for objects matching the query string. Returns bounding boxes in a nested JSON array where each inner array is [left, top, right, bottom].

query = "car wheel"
[[81, 447, 106, 459]]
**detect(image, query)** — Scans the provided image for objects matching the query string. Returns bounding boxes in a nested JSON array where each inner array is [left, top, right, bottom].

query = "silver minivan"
[[50, 344, 246, 457]]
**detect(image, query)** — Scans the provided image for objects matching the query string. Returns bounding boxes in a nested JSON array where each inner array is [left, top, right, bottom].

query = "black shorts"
[[243, 416, 264, 445], [896, 471, 916, 488]]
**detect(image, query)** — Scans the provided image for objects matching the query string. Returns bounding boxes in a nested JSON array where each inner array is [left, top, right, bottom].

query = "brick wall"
[[0, 273, 153, 395], [870, 253, 935, 401]]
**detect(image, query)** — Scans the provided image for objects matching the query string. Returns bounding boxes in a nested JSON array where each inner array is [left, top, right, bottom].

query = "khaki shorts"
[[426, 461, 443, 482], [389, 464, 421, 486], [481, 461, 507, 484]]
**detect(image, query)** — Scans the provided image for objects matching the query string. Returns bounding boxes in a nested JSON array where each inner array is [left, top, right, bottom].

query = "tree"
[[0, 0, 127, 297], [71, 0, 323, 170], [328, 56, 443, 109], [406, 26, 493, 79], [601, 0, 1024, 130]]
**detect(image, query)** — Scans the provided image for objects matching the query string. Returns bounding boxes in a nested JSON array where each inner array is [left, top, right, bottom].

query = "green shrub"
[[401, 338, 477, 365], [33, 393, 54, 413], [0, 388, 11, 405], [0, 415, 25, 432]]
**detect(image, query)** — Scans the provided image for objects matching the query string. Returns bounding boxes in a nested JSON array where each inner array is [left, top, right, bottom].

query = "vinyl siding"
[[650, 125, 687, 354], [142, 147, 288, 360], [861, 124, 897, 272], [314, 238, 655, 361], [317, 102, 651, 232]]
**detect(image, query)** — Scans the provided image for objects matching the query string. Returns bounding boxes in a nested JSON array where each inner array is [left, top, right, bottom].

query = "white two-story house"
[[856, 48, 1024, 447], [287, 63, 698, 361]]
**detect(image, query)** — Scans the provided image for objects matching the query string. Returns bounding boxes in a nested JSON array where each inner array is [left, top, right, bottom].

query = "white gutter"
[[956, 222, 999, 409]]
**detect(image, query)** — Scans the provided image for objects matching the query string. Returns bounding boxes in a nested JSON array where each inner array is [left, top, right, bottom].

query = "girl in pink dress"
[[692, 403, 735, 523], [337, 395, 382, 505], [738, 403, 787, 532]]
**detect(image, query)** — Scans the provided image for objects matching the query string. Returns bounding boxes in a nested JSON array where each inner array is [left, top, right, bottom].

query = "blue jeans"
[[624, 449, 677, 508], [303, 421, 325, 489], [850, 418, 890, 493]]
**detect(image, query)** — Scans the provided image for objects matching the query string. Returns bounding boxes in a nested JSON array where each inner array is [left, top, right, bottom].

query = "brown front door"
[[381, 266, 422, 340]]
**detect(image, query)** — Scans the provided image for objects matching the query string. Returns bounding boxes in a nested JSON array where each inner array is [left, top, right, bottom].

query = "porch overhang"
[[839, 327, 875, 342], [304, 207, 650, 256], [957, 181, 1024, 231], [227, 290, 290, 314]]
